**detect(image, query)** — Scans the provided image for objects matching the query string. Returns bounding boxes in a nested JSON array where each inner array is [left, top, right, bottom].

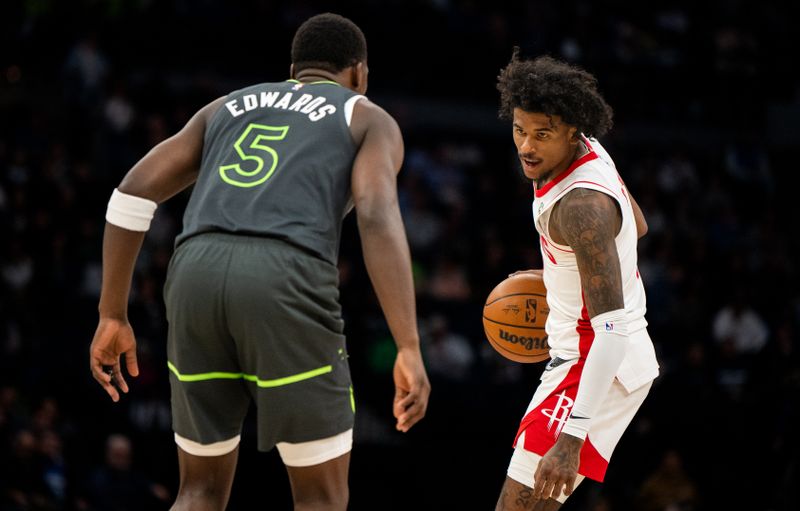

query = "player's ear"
[[289, 64, 296, 79], [352, 61, 368, 95], [568, 126, 580, 145]]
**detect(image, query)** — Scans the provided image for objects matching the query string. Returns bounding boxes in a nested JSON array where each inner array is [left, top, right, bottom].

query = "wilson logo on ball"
[[498, 329, 549, 351]]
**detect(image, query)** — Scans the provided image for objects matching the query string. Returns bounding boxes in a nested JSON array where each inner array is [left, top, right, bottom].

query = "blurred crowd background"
[[1, 1, 799, 510]]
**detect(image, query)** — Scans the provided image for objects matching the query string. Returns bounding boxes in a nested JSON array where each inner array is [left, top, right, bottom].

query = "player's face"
[[512, 109, 579, 182]]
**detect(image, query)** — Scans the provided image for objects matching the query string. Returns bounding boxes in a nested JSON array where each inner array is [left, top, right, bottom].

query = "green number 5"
[[219, 123, 289, 188]]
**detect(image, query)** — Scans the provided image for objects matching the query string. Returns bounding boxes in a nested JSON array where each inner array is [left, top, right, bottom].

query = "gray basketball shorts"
[[163, 232, 354, 452]]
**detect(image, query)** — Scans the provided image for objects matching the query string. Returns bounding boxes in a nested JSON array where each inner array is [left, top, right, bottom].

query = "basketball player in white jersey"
[[494, 50, 659, 510]]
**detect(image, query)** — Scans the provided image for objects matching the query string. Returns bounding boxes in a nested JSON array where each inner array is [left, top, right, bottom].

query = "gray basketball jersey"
[[176, 80, 364, 264]]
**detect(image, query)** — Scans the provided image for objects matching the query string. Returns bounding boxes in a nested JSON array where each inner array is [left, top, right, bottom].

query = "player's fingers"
[[100, 381, 120, 402], [532, 465, 546, 499], [541, 478, 557, 501], [97, 367, 120, 402], [393, 388, 409, 415], [90, 357, 113, 384], [397, 399, 426, 431], [564, 476, 575, 497], [395, 397, 417, 430], [396, 389, 418, 410], [124, 349, 140, 378], [112, 363, 130, 394]]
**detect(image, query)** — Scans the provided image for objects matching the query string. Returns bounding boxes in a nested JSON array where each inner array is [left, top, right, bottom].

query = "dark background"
[[1, 1, 799, 510]]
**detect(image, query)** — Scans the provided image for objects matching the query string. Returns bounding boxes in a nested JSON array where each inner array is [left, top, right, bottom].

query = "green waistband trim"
[[167, 361, 333, 387]]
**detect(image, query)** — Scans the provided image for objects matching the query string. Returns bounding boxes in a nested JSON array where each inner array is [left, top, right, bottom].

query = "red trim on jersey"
[[540, 235, 557, 264], [577, 298, 593, 358], [564, 180, 621, 201], [512, 295, 609, 482], [546, 238, 574, 254], [534, 151, 599, 198]]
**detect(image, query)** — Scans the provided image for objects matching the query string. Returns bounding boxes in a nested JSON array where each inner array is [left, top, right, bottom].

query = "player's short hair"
[[291, 13, 367, 74], [497, 48, 613, 138]]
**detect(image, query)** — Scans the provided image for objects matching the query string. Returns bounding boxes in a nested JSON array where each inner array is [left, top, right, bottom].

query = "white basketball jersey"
[[532, 137, 658, 392]]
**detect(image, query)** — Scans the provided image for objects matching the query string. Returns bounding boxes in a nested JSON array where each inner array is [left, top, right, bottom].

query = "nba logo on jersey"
[[292, 83, 303, 91], [605, 322, 614, 331]]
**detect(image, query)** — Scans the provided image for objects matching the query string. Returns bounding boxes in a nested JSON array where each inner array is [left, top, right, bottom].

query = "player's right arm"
[[349, 99, 430, 433], [531, 188, 630, 501], [89, 97, 225, 402]]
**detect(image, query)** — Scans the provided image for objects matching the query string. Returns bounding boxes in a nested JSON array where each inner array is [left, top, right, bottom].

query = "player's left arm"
[[628, 191, 648, 239], [531, 188, 629, 501], [89, 97, 224, 402]]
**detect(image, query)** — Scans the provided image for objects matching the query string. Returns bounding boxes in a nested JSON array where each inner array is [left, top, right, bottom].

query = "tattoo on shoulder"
[[556, 189, 624, 317]]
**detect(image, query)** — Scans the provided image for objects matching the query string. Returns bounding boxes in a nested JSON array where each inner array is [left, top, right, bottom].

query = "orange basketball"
[[483, 272, 551, 363]]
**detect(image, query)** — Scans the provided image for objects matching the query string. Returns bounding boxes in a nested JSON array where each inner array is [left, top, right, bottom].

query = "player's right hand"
[[89, 317, 140, 402], [392, 347, 430, 432]]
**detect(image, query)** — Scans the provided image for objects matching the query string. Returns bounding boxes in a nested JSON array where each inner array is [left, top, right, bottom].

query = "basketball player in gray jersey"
[[89, 13, 430, 511]]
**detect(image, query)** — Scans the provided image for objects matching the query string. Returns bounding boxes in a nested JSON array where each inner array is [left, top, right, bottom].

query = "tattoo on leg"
[[514, 487, 534, 509], [497, 479, 562, 511]]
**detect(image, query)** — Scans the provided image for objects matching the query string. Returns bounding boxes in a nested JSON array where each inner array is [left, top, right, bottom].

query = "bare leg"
[[285, 451, 350, 511], [496, 476, 562, 511], [171, 445, 239, 511]]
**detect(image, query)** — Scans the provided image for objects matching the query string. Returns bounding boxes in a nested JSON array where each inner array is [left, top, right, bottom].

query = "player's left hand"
[[89, 317, 140, 402], [392, 346, 431, 432], [532, 433, 583, 501]]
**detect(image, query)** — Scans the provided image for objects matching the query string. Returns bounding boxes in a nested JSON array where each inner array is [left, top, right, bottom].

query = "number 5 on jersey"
[[219, 123, 289, 188]]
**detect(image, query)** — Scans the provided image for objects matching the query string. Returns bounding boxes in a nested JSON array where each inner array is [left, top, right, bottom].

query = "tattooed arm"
[[553, 188, 624, 316], [530, 188, 628, 502]]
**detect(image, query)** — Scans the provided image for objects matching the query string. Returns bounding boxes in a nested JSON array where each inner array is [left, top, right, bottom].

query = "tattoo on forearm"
[[556, 188, 624, 317]]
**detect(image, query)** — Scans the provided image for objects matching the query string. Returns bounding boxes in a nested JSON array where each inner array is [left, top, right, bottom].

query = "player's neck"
[[534, 140, 589, 190], [294, 69, 340, 85]]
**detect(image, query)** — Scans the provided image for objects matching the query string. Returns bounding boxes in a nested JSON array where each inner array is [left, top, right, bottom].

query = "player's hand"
[[532, 433, 582, 501], [392, 346, 430, 432], [508, 269, 544, 278], [89, 317, 139, 402]]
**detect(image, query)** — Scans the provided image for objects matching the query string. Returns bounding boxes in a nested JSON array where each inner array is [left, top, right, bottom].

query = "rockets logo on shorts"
[[540, 390, 574, 438]]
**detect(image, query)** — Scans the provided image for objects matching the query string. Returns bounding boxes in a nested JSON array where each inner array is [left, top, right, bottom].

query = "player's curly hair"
[[497, 48, 613, 138], [291, 13, 367, 74]]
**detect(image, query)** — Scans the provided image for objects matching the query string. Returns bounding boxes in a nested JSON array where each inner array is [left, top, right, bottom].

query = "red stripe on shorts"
[[512, 296, 610, 482]]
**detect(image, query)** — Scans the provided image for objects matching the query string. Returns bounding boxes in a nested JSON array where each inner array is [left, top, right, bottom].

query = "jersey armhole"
[[344, 95, 366, 127]]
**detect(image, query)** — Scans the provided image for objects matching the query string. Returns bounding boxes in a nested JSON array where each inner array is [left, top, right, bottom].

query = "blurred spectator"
[[1, 429, 58, 511], [82, 434, 170, 511], [39, 430, 68, 507], [637, 449, 697, 511], [712, 289, 769, 355], [63, 35, 108, 107], [422, 315, 475, 382]]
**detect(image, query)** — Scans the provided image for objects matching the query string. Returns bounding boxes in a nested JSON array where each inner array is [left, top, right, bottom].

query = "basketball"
[[483, 272, 551, 363]]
